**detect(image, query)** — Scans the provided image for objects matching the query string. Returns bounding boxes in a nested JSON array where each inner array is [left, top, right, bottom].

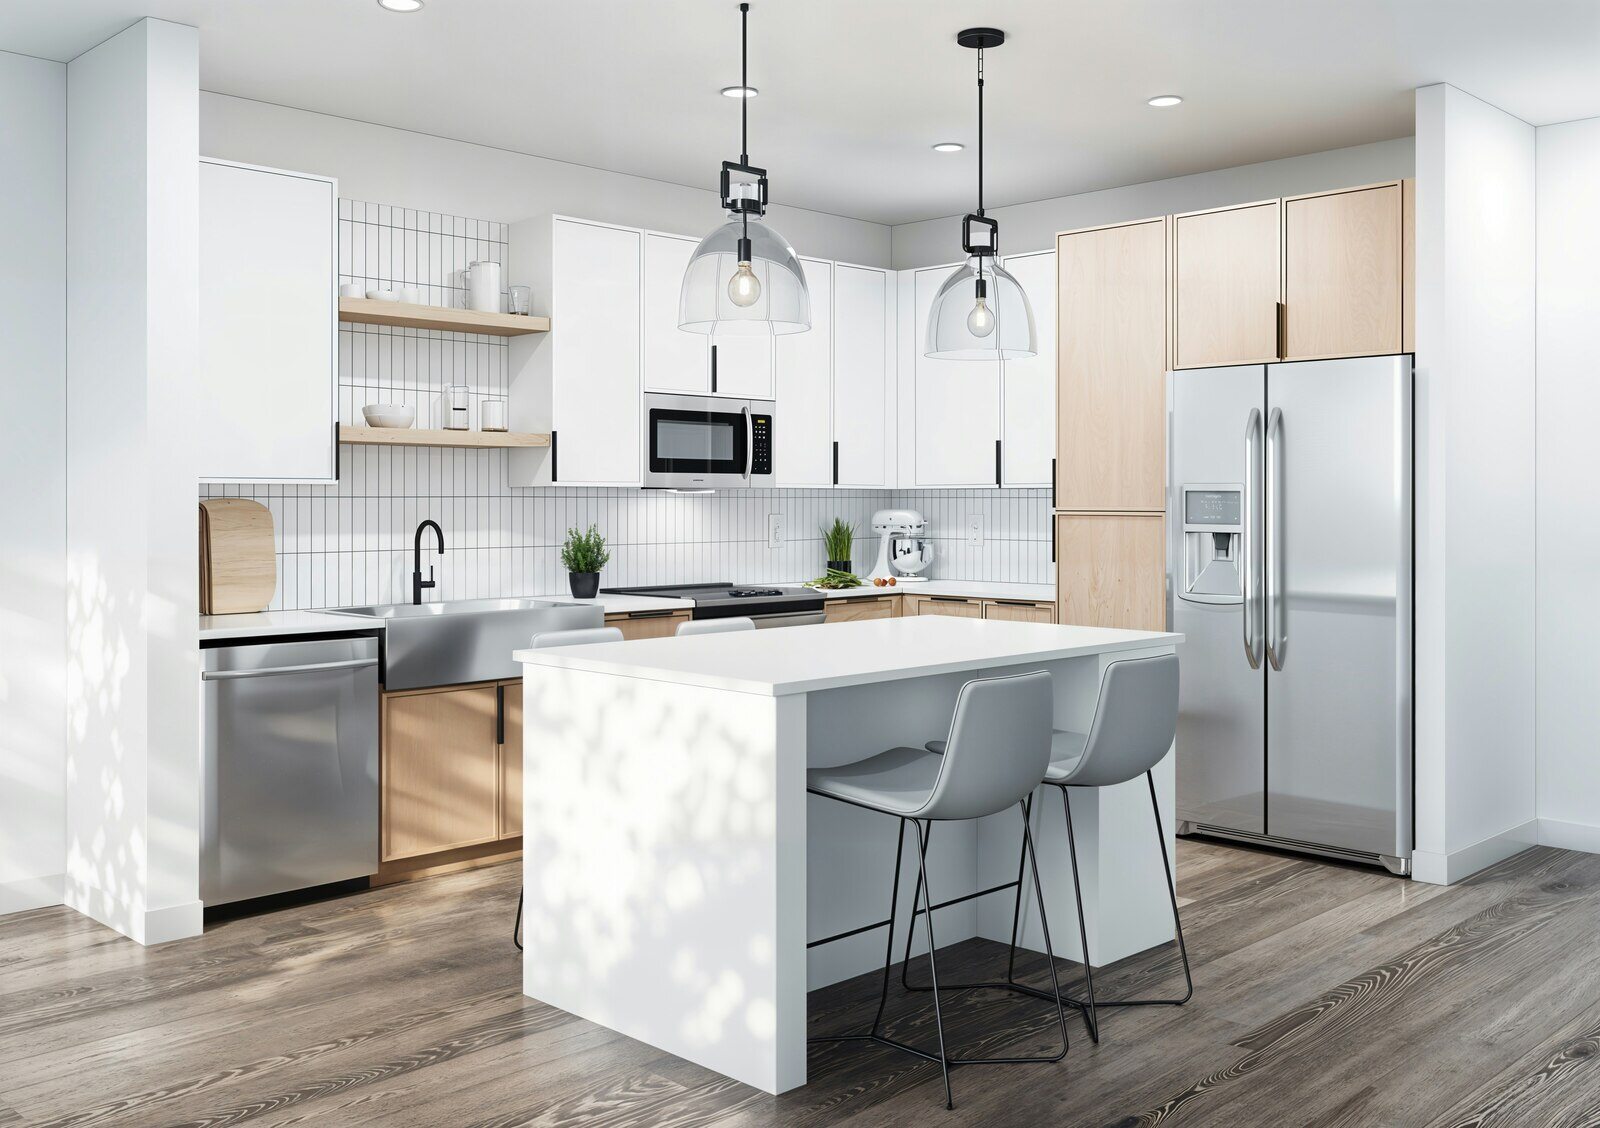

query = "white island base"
[[515, 617, 1183, 1094]]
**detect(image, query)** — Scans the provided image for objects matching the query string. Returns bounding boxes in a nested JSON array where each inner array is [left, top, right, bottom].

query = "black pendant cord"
[[739, 3, 750, 256], [976, 46, 986, 281]]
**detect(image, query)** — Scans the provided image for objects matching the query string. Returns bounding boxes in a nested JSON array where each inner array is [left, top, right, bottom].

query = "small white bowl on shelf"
[[361, 404, 415, 429], [365, 289, 400, 302]]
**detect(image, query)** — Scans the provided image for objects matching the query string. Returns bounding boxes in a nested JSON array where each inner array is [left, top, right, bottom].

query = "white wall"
[[1411, 84, 1537, 884], [891, 137, 1415, 265], [65, 18, 202, 944], [1534, 116, 1600, 854], [199, 93, 891, 270], [0, 50, 67, 916]]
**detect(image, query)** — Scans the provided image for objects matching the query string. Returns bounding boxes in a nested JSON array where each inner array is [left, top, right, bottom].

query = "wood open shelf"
[[339, 426, 550, 449], [338, 298, 549, 336]]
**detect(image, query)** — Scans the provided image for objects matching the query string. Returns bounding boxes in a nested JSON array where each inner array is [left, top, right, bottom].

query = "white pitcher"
[[463, 260, 502, 313]]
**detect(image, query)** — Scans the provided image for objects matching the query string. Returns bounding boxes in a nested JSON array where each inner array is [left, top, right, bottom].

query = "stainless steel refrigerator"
[[1167, 356, 1412, 874]]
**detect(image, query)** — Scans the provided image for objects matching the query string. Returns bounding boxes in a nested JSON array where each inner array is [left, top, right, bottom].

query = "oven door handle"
[[751, 609, 826, 628], [742, 406, 753, 480]]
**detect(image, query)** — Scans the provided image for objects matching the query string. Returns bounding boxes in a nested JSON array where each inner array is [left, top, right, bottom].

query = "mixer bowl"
[[889, 535, 934, 576]]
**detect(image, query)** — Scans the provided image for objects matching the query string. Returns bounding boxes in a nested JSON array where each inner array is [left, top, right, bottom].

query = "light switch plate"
[[966, 513, 984, 546], [768, 513, 783, 548]]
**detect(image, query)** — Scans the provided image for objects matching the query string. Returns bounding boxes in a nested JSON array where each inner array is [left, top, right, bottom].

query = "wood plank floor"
[[4, 840, 1600, 1127]]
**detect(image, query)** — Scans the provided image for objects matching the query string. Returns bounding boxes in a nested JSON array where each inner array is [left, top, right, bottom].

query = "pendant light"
[[925, 28, 1036, 360], [679, 2, 810, 336]]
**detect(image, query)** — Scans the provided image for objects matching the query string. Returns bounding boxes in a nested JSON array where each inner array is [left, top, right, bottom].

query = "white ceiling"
[[6, 1, 1599, 225]]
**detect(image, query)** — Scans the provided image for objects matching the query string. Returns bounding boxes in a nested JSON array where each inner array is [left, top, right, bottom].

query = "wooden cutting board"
[[200, 498, 276, 614]]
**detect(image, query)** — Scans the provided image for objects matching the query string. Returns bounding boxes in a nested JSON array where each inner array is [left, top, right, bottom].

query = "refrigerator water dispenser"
[[1180, 485, 1242, 604]]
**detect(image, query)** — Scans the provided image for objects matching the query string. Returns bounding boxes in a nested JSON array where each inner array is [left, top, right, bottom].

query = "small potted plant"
[[561, 524, 610, 599], [822, 518, 855, 574]]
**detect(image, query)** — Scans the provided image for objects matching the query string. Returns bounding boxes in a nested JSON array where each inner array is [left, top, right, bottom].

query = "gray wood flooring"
[[3, 840, 1599, 1126]]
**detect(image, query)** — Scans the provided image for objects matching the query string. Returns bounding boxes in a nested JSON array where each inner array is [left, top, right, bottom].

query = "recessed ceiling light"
[[1147, 94, 1183, 108], [932, 142, 965, 153], [721, 86, 759, 99], [377, 0, 423, 10]]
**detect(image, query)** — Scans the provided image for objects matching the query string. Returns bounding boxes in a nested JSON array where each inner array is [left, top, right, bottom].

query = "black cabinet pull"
[[711, 344, 719, 393], [627, 609, 674, 619], [333, 420, 341, 482], [496, 683, 505, 746], [832, 441, 839, 486], [550, 429, 558, 483], [931, 595, 969, 603], [995, 439, 1003, 487], [1050, 456, 1056, 510]]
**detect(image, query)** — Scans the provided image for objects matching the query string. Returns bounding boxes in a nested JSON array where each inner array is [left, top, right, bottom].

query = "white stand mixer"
[[867, 509, 934, 583]]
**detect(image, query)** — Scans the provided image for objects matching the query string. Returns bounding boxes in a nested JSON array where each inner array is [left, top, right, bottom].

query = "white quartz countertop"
[[790, 580, 1057, 602], [198, 592, 692, 642], [516, 616, 1181, 697]]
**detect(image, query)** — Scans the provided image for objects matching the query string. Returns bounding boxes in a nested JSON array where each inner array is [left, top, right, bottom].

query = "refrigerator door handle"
[[1265, 406, 1286, 670], [1242, 408, 1263, 669]]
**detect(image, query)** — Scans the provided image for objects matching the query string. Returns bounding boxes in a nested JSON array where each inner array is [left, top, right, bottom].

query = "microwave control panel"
[[751, 414, 772, 475]]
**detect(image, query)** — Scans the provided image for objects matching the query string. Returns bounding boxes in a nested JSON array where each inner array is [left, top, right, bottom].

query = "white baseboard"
[[1537, 818, 1600, 855], [1412, 819, 1539, 885], [63, 887, 204, 945], [0, 872, 64, 916]]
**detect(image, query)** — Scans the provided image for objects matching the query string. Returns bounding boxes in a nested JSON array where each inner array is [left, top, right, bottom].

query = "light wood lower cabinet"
[[1056, 514, 1165, 631], [907, 594, 983, 618], [982, 599, 1056, 624], [498, 681, 522, 839], [382, 683, 501, 862], [824, 595, 898, 623], [606, 610, 692, 639]]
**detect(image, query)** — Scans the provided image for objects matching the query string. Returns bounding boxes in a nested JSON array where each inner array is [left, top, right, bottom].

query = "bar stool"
[[676, 616, 755, 636], [921, 653, 1190, 1042], [514, 625, 625, 949], [807, 670, 1069, 1110]]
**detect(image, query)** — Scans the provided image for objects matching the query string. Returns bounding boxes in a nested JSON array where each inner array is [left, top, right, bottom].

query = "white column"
[[64, 18, 201, 944]]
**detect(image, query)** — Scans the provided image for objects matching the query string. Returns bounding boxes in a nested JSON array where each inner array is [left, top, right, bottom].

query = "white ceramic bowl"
[[365, 289, 400, 302], [362, 404, 415, 429]]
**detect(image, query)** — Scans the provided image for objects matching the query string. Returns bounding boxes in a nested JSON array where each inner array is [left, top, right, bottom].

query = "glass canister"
[[443, 384, 471, 430]]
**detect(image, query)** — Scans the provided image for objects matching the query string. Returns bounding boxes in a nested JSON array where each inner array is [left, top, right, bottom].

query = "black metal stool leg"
[[870, 819, 909, 1036], [1059, 783, 1100, 1042], [1020, 799, 1073, 1059], [513, 889, 523, 951], [900, 821, 931, 991], [913, 819, 955, 1110], [1147, 770, 1195, 1004]]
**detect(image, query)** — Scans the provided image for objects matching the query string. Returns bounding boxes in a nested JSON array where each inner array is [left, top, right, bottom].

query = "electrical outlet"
[[768, 512, 783, 548], [966, 513, 984, 546]]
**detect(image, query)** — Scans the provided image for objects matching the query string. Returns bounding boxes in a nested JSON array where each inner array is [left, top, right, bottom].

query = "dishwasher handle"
[[202, 657, 378, 682]]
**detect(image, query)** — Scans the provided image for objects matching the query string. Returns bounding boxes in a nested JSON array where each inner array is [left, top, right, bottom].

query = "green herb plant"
[[560, 524, 610, 574]]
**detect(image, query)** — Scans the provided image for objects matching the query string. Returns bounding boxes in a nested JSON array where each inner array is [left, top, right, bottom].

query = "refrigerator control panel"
[[1180, 483, 1242, 604]]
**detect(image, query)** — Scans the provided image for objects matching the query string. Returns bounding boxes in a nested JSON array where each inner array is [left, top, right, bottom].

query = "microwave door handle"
[[742, 406, 752, 480]]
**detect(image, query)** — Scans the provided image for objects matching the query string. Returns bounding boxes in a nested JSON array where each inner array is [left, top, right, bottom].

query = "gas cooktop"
[[602, 582, 824, 621]]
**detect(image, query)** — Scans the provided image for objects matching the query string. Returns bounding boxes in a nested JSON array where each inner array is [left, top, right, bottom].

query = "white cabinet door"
[[912, 265, 1001, 486], [642, 232, 711, 394], [774, 258, 833, 486], [1000, 249, 1056, 487], [552, 219, 641, 485], [833, 263, 891, 487], [711, 333, 774, 399], [198, 159, 336, 482]]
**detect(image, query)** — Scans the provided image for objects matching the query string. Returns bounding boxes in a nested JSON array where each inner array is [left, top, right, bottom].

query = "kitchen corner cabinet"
[[198, 158, 337, 483], [382, 680, 524, 864], [1056, 217, 1169, 511], [1055, 514, 1165, 631], [508, 217, 642, 487]]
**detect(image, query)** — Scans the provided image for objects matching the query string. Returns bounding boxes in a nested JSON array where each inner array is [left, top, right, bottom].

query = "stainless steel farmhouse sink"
[[327, 598, 605, 690]]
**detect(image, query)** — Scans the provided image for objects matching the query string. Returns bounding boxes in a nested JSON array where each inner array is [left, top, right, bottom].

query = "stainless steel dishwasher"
[[201, 634, 380, 906]]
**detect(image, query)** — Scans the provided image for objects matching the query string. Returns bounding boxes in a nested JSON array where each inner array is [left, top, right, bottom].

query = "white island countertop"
[[515, 615, 1180, 696]]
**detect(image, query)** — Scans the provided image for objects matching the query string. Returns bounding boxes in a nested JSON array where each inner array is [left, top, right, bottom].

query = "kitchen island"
[[515, 616, 1182, 1094]]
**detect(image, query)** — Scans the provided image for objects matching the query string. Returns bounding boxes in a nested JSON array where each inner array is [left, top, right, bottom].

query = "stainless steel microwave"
[[642, 392, 774, 490]]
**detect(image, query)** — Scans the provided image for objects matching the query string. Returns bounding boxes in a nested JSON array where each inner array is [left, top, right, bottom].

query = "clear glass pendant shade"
[[679, 216, 811, 335], [924, 256, 1036, 360]]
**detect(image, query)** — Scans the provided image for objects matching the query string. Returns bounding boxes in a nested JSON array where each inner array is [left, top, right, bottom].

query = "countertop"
[[789, 580, 1057, 602], [198, 592, 693, 642], [516, 616, 1181, 697]]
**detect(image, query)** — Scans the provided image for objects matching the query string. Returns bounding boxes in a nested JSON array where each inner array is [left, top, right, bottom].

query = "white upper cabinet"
[[711, 333, 774, 399], [198, 159, 336, 483], [508, 216, 641, 487], [911, 264, 1002, 486], [999, 249, 1056, 487], [642, 232, 710, 394], [832, 263, 892, 488], [774, 257, 833, 487]]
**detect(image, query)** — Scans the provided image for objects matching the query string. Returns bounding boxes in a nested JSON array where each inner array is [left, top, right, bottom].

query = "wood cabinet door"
[[607, 611, 691, 639], [1173, 200, 1282, 368], [825, 595, 897, 623], [912, 596, 982, 618], [1283, 183, 1403, 360], [983, 600, 1056, 624], [1056, 514, 1165, 630], [1057, 219, 1168, 511], [498, 681, 523, 840], [382, 685, 500, 861]]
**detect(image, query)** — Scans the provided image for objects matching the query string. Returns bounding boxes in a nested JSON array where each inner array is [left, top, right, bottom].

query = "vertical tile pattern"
[[200, 200, 1053, 609]]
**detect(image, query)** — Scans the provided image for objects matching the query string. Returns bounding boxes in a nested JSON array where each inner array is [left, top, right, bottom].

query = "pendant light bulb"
[[967, 294, 995, 337], [728, 260, 761, 307]]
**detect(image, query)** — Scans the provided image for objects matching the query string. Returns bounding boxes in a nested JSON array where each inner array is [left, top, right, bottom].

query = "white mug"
[[339, 282, 363, 298], [463, 260, 502, 313]]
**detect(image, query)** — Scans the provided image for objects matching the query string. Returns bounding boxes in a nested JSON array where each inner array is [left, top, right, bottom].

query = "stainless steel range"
[[603, 583, 825, 628]]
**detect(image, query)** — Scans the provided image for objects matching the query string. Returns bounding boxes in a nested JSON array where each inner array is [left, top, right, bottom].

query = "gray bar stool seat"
[[808, 670, 1070, 1110]]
